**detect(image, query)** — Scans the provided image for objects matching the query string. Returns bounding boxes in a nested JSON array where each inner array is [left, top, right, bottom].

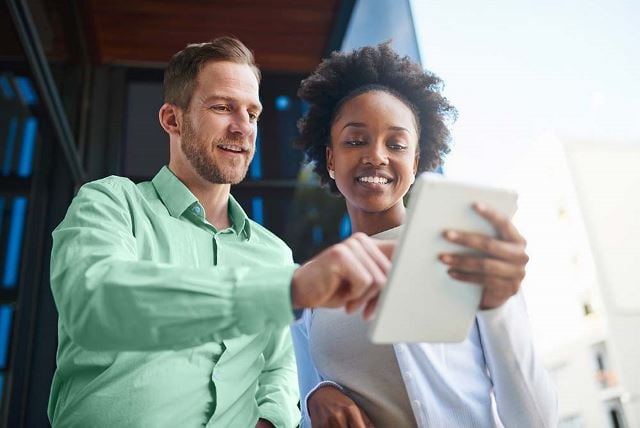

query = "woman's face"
[[327, 90, 419, 216]]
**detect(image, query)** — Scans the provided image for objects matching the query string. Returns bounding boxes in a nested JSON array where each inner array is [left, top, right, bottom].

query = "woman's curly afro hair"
[[295, 42, 457, 194]]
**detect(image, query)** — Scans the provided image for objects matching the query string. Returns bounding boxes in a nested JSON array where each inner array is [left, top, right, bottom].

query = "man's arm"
[[51, 179, 297, 351], [52, 179, 394, 352], [255, 327, 300, 428]]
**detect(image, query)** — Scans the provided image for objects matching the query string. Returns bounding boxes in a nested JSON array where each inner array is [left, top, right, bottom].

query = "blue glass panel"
[[251, 197, 264, 225], [2, 197, 28, 288], [339, 213, 352, 239], [341, 0, 421, 64], [17, 117, 37, 177], [275, 96, 304, 179], [275, 95, 290, 111], [0, 306, 13, 368], [14, 76, 38, 106], [2, 118, 19, 176], [0, 197, 5, 241], [0, 76, 14, 100], [301, 100, 310, 116], [312, 225, 323, 245], [249, 129, 262, 179]]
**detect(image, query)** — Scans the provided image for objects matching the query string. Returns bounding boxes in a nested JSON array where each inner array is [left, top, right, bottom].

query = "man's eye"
[[212, 105, 230, 112], [249, 112, 260, 121]]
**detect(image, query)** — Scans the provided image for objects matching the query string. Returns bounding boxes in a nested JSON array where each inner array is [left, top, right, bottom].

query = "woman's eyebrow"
[[388, 126, 411, 133], [340, 122, 412, 134], [341, 121, 368, 131]]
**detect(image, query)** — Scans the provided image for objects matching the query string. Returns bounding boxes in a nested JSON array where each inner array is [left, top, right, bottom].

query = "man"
[[48, 37, 392, 427]]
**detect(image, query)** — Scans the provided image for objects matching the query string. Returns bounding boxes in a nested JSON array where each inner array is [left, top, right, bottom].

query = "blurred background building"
[[1, 0, 638, 427]]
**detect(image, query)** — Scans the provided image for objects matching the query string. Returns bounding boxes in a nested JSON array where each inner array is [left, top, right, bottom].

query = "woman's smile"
[[328, 90, 418, 222]]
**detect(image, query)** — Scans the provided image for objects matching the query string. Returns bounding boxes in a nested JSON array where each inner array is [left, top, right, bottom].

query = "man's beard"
[[180, 119, 253, 185]]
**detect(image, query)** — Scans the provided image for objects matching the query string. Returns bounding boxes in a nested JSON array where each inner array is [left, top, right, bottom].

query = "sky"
[[411, 0, 639, 186]]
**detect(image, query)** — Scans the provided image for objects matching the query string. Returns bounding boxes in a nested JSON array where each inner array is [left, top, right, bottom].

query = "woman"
[[291, 44, 558, 427]]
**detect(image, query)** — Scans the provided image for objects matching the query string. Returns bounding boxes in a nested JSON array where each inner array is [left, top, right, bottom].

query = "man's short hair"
[[163, 36, 261, 110]]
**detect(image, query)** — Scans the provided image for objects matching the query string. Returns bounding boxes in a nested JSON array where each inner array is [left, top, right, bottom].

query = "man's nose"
[[228, 112, 253, 137]]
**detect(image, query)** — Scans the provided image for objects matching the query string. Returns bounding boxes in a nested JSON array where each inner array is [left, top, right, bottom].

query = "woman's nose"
[[362, 143, 388, 165]]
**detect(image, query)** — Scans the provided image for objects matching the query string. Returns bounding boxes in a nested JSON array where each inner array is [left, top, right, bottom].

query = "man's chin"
[[200, 170, 249, 185]]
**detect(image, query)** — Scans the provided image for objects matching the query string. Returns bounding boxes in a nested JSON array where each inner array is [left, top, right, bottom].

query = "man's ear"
[[159, 103, 182, 136], [326, 145, 335, 174]]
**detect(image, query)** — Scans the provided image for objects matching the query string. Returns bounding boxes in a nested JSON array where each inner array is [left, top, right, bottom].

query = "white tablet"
[[368, 173, 518, 343]]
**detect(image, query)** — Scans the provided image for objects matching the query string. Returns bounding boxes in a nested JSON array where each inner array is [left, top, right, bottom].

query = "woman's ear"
[[326, 146, 335, 179], [159, 103, 182, 136], [412, 151, 420, 184]]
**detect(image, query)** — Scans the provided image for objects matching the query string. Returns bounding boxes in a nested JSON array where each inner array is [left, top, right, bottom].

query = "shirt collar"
[[227, 193, 252, 240], [151, 166, 251, 240]]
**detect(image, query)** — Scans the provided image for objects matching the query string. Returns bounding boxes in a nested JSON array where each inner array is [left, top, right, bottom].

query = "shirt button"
[[412, 400, 422, 410], [193, 206, 201, 214], [404, 372, 413, 381]]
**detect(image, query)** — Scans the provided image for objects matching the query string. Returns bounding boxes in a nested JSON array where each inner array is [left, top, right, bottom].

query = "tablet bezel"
[[368, 173, 518, 343]]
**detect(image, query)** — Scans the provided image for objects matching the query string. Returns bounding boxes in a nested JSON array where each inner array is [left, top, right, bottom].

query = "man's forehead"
[[197, 61, 258, 88], [196, 62, 259, 92], [194, 62, 260, 103]]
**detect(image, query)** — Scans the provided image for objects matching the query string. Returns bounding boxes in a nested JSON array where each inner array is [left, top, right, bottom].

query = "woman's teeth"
[[358, 176, 389, 184]]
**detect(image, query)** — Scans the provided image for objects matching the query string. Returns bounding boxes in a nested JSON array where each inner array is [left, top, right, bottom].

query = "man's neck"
[[168, 164, 232, 230]]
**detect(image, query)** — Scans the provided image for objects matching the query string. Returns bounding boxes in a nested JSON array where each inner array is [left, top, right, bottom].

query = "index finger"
[[352, 234, 394, 275], [346, 405, 372, 428], [473, 202, 525, 243], [373, 239, 395, 260]]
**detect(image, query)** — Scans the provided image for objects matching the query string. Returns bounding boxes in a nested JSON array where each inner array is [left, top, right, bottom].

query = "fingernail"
[[444, 230, 457, 240], [440, 254, 452, 263], [474, 202, 486, 211]]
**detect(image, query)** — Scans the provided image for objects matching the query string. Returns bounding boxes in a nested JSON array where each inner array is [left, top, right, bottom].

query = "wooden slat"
[[83, 0, 341, 72]]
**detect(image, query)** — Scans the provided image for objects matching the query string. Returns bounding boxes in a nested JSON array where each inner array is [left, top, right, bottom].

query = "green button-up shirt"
[[48, 166, 300, 427]]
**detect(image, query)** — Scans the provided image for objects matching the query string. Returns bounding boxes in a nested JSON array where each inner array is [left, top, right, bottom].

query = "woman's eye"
[[345, 140, 365, 146], [388, 142, 408, 151]]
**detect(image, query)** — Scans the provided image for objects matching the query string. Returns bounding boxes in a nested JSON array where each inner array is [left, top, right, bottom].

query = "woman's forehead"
[[333, 90, 418, 134]]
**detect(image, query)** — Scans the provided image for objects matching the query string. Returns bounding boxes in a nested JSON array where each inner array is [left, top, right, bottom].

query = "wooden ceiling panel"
[[83, 0, 344, 72]]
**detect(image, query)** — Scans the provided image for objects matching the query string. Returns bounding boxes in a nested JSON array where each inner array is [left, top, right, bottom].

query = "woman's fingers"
[[447, 269, 521, 310], [472, 202, 525, 244], [439, 254, 526, 280], [442, 230, 529, 264]]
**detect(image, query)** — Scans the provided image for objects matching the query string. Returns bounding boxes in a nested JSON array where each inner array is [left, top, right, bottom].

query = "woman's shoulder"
[[371, 225, 404, 240]]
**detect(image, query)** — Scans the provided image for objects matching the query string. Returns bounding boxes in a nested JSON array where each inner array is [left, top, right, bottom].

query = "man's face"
[[179, 61, 262, 184]]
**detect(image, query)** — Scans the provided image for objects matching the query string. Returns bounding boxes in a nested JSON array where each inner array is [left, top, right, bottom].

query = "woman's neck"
[[347, 202, 406, 236]]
